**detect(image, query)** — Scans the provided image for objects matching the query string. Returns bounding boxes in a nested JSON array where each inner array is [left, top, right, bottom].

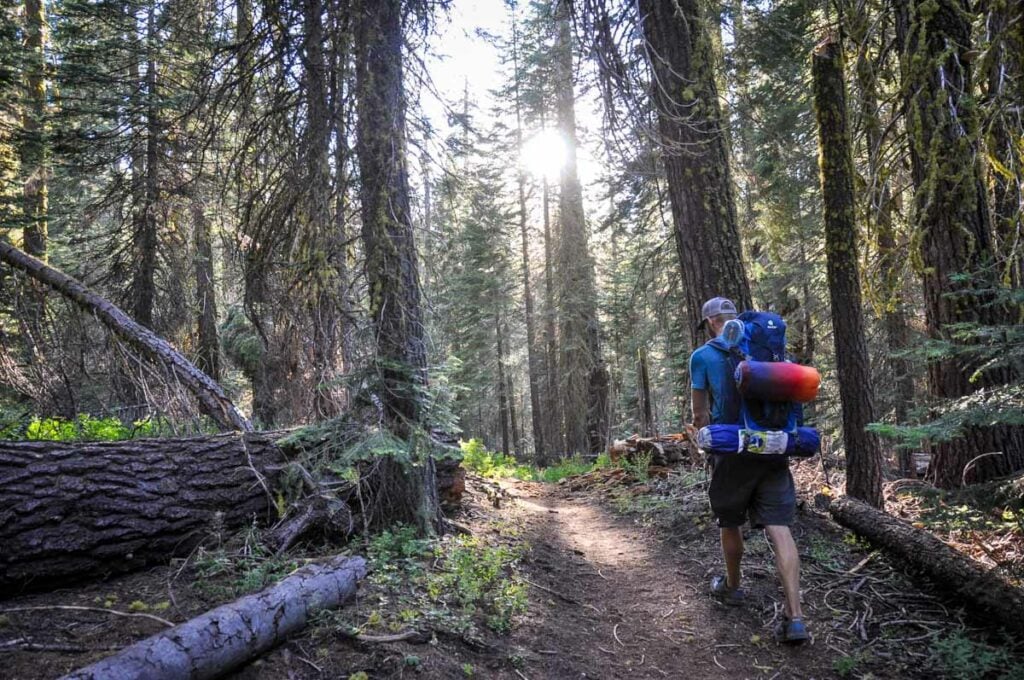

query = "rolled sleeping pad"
[[697, 424, 820, 458], [735, 360, 821, 403]]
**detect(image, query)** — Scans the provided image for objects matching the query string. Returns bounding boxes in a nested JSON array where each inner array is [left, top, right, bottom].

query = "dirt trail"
[[502, 479, 843, 680]]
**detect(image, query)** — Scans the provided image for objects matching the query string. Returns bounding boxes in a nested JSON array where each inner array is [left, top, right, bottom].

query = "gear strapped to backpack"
[[697, 311, 822, 457]]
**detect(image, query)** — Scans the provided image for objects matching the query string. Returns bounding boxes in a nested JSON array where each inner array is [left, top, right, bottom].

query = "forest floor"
[[3, 463, 1024, 679]]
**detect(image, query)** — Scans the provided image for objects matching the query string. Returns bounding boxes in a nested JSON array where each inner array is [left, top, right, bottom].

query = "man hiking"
[[689, 296, 809, 644]]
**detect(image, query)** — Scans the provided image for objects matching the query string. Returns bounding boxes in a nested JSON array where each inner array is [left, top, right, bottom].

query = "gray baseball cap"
[[697, 297, 738, 330]]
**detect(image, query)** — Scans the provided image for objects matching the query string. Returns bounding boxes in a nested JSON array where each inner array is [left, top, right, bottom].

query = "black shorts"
[[708, 454, 796, 528]]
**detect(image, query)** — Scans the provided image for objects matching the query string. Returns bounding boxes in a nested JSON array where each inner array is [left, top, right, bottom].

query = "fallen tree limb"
[[829, 496, 1024, 636], [0, 433, 285, 594], [62, 555, 367, 680], [0, 240, 250, 432]]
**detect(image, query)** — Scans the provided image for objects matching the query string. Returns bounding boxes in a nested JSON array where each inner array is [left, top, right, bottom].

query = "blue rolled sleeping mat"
[[697, 424, 820, 458]]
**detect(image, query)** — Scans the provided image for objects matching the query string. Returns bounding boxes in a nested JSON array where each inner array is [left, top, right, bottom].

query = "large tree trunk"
[[637, 0, 752, 350], [0, 433, 283, 594], [0, 241, 251, 431], [901, 0, 1024, 486], [830, 496, 1024, 636], [553, 0, 605, 457], [354, 0, 439, 533], [811, 36, 884, 508], [63, 556, 367, 680]]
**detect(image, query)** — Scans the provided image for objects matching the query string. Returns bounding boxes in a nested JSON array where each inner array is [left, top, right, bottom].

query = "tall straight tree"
[[354, 0, 439, 532], [901, 0, 1024, 486], [553, 0, 606, 456], [811, 36, 883, 508], [20, 0, 47, 260], [508, 1, 545, 463], [637, 0, 751, 349]]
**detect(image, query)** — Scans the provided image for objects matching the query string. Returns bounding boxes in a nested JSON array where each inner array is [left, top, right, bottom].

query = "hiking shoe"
[[710, 575, 746, 606], [774, 617, 810, 645]]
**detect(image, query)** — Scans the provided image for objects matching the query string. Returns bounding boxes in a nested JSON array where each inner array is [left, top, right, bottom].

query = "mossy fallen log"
[[62, 556, 367, 680], [829, 496, 1024, 636]]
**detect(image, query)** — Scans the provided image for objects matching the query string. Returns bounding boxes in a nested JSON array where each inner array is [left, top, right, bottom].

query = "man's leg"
[[765, 525, 803, 619], [721, 527, 744, 589]]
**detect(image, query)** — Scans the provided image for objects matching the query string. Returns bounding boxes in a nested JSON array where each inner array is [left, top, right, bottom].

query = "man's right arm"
[[690, 349, 710, 428]]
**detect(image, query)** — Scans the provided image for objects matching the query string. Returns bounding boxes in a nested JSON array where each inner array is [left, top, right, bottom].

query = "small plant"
[[462, 663, 475, 677], [430, 535, 527, 633], [618, 450, 653, 482], [930, 631, 1024, 680], [833, 652, 862, 678]]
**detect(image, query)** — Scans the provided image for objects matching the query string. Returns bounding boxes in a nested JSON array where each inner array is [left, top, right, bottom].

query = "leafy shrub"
[[459, 438, 604, 483], [459, 438, 537, 480], [0, 414, 159, 442], [537, 455, 594, 483], [429, 535, 527, 633]]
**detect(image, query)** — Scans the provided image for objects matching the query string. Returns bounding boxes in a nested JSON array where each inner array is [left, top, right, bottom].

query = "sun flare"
[[521, 128, 569, 180]]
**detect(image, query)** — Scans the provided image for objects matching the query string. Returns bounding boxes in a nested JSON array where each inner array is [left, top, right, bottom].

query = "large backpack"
[[734, 311, 798, 432], [699, 310, 820, 457]]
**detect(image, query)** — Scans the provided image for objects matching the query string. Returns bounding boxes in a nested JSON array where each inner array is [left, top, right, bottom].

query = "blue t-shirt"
[[690, 339, 741, 425]]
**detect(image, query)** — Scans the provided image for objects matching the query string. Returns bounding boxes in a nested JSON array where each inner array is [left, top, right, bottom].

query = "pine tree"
[[812, 35, 884, 508], [901, 0, 1024, 486], [637, 0, 751, 349]]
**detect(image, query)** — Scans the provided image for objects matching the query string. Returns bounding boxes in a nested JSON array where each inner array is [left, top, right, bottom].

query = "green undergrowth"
[[0, 412, 177, 441], [928, 630, 1024, 680], [190, 526, 309, 601], [315, 524, 527, 639], [458, 437, 611, 483]]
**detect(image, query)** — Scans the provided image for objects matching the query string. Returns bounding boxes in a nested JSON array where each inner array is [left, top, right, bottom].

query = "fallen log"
[[609, 432, 692, 467], [62, 555, 367, 680], [829, 496, 1024, 636], [0, 239, 251, 432], [1, 433, 466, 594], [0, 433, 285, 594]]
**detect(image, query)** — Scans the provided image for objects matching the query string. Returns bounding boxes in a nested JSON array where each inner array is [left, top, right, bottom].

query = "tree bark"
[[0, 433, 282, 593], [811, 36, 884, 508], [637, 0, 752, 350], [496, 313, 511, 457], [354, 0, 439, 533], [553, 0, 605, 457], [303, 0, 341, 420], [20, 0, 47, 261], [62, 556, 367, 680], [829, 496, 1024, 636], [637, 346, 654, 437], [192, 200, 220, 382], [0, 241, 252, 431], [129, 5, 160, 330], [901, 0, 1024, 486]]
